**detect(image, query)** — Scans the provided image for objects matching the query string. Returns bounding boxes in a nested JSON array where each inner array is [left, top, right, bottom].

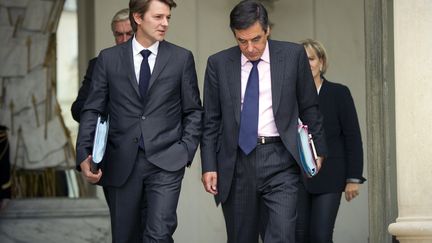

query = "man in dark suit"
[[76, 0, 202, 242], [71, 8, 133, 122], [200, 1, 326, 242]]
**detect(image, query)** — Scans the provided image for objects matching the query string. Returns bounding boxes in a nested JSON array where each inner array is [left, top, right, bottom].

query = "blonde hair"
[[300, 38, 328, 75]]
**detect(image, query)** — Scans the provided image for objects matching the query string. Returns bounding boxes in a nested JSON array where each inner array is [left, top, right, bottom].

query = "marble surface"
[[0, 198, 111, 243]]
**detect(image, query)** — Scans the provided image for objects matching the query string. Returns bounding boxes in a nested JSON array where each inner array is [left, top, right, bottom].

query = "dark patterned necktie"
[[138, 49, 151, 149], [238, 59, 260, 155], [139, 49, 152, 101]]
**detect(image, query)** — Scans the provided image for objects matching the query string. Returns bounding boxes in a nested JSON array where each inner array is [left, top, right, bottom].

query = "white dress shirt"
[[132, 36, 159, 83]]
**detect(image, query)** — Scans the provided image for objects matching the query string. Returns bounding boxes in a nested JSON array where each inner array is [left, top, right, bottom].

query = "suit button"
[[141, 115, 146, 120], [133, 138, 138, 143]]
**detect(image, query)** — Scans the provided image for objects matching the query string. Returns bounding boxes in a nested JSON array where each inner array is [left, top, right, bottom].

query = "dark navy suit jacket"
[[304, 79, 365, 193], [76, 39, 202, 187], [71, 58, 97, 122]]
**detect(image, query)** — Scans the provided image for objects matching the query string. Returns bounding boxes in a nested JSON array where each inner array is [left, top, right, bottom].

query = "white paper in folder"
[[91, 115, 109, 173]]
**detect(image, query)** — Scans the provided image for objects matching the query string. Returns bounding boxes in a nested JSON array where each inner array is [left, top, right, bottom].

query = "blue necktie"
[[138, 49, 151, 149], [238, 60, 260, 155], [139, 49, 152, 101]]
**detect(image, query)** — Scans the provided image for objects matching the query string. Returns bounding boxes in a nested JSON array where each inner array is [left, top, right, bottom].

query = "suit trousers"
[[222, 142, 300, 243], [295, 183, 342, 243], [105, 150, 185, 243]]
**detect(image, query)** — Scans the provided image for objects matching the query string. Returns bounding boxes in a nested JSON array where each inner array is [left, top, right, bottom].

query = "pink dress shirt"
[[240, 41, 279, 137]]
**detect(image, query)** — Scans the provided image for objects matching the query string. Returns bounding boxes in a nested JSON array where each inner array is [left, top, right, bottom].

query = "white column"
[[388, 1, 432, 242]]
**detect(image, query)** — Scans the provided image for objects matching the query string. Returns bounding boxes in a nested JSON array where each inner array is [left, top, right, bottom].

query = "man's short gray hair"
[[111, 8, 130, 32]]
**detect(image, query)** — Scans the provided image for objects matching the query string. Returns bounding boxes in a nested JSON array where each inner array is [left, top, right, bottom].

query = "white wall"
[[89, 0, 368, 242], [57, 6, 79, 143], [388, 0, 432, 241]]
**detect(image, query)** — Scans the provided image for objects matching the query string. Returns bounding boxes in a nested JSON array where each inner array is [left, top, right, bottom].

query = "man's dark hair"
[[230, 0, 269, 33], [129, 0, 177, 32]]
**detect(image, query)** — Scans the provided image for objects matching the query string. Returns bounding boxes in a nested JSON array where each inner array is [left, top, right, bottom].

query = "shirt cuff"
[[346, 178, 364, 184]]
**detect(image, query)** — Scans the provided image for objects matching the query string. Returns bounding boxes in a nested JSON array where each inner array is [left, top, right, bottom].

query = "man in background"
[[71, 8, 133, 121]]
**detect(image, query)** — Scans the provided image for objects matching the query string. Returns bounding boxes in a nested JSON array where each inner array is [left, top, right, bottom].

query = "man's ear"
[[132, 12, 143, 25], [266, 26, 271, 37]]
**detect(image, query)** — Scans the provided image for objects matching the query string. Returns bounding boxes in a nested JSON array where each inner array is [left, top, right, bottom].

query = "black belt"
[[257, 136, 281, 145]]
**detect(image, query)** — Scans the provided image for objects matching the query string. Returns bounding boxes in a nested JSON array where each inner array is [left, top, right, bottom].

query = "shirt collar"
[[132, 35, 159, 56], [241, 40, 270, 66]]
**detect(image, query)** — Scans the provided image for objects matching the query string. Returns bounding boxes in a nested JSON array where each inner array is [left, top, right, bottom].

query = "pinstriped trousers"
[[222, 142, 300, 243]]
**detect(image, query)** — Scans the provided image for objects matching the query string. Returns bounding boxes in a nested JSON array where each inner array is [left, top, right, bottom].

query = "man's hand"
[[316, 156, 324, 172], [201, 172, 218, 195], [345, 183, 360, 202], [80, 155, 102, 184]]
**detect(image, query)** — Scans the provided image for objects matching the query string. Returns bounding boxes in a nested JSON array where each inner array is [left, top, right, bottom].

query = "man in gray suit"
[[76, 0, 202, 242], [201, 1, 326, 242]]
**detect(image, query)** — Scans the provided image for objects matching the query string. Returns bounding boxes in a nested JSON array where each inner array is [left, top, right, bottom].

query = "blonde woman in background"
[[296, 39, 366, 243]]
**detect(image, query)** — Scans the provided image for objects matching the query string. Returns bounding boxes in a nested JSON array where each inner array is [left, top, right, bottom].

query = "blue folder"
[[297, 119, 318, 177]]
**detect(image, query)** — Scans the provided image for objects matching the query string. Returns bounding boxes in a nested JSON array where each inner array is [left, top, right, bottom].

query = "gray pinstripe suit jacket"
[[201, 39, 327, 204]]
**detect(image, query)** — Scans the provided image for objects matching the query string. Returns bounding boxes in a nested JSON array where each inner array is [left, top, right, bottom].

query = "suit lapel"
[[269, 40, 284, 114], [148, 40, 171, 91], [122, 39, 141, 98], [227, 48, 242, 125]]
